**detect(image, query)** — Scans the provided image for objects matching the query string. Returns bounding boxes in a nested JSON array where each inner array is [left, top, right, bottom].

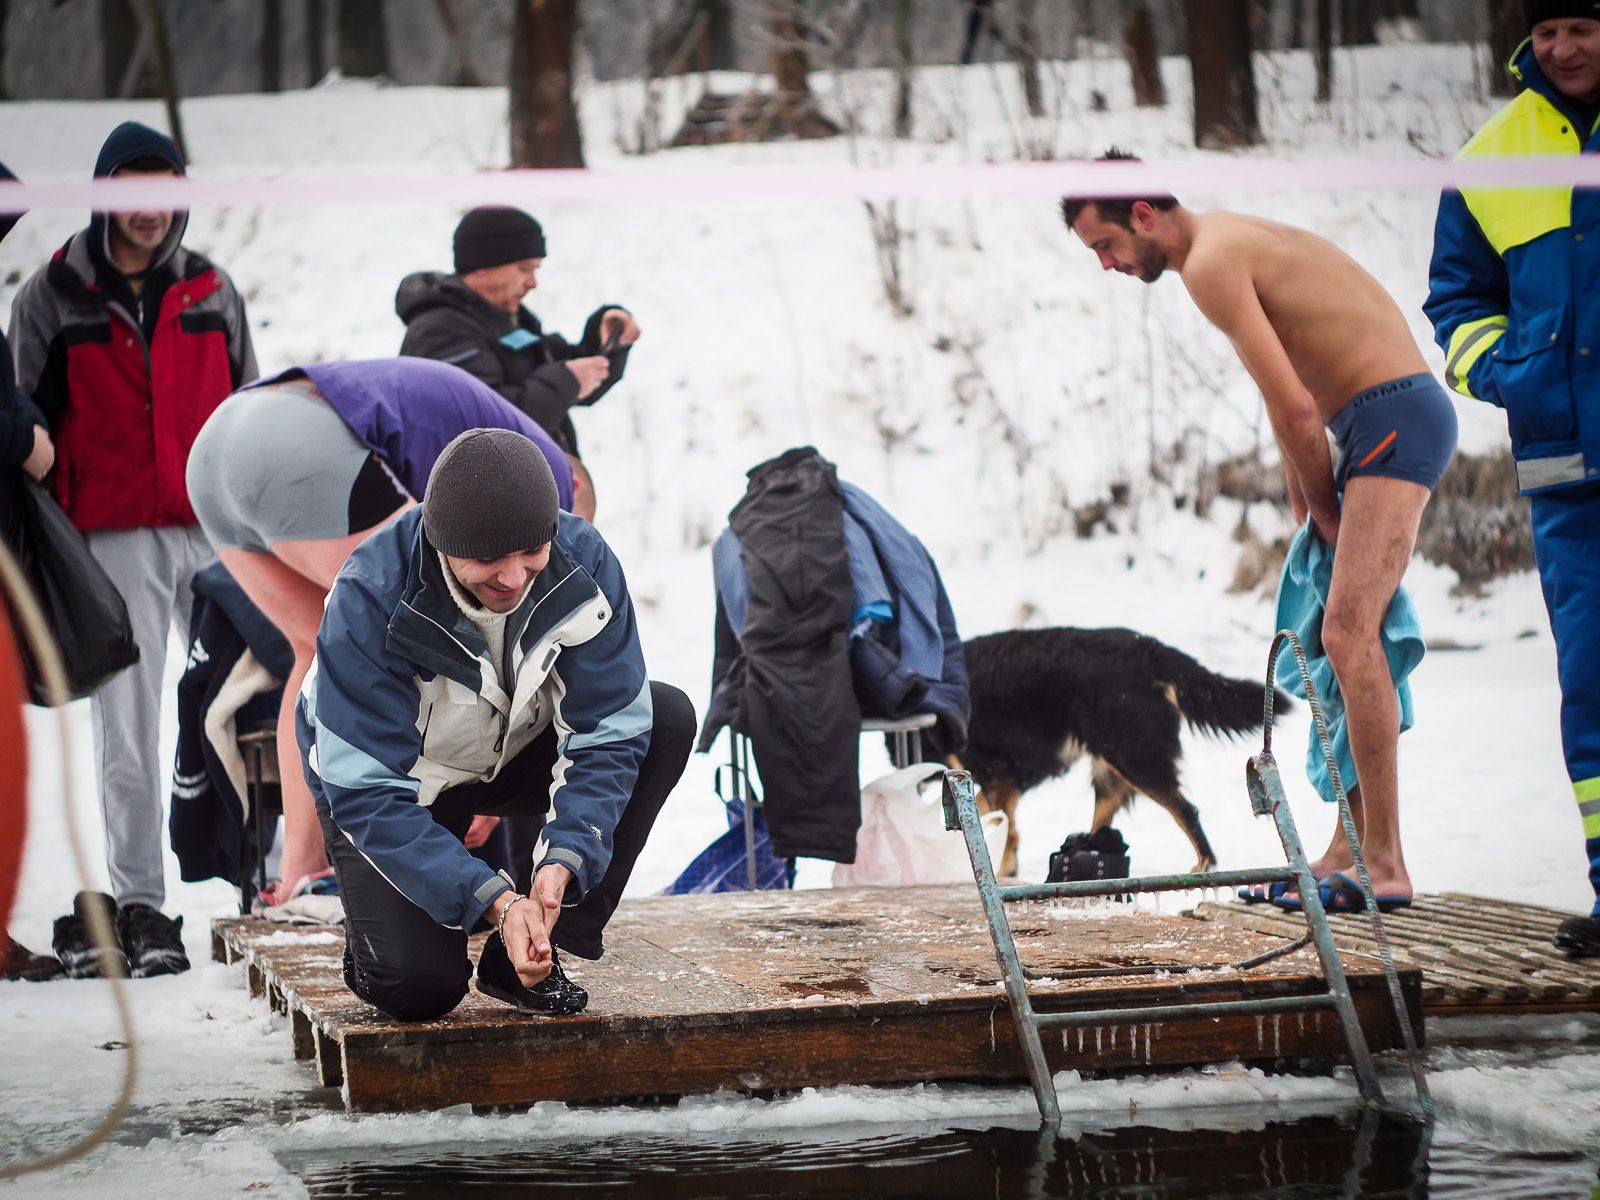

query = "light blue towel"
[[1272, 522, 1425, 804]]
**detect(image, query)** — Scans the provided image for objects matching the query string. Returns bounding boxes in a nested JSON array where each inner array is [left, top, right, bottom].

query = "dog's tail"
[[1148, 640, 1292, 736]]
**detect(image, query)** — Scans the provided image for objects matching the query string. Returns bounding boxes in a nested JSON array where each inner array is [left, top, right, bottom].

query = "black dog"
[[935, 627, 1288, 877]]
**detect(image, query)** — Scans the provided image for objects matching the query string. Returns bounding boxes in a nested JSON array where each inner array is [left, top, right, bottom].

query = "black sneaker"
[[1555, 913, 1600, 958], [118, 904, 191, 978], [475, 932, 589, 1015], [51, 891, 129, 979]]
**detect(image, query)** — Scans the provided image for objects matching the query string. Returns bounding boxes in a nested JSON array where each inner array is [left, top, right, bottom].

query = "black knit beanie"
[[452, 207, 547, 274], [1526, 0, 1600, 29], [423, 429, 560, 559]]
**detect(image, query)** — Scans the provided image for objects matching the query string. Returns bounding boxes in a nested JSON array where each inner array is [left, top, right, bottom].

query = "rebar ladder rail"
[[941, 630, 1430, 1129]]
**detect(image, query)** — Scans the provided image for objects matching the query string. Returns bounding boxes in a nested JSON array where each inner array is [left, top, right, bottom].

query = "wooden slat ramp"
[[213, 885, 1421, 1113], [1191, 892, 1600, 1014]]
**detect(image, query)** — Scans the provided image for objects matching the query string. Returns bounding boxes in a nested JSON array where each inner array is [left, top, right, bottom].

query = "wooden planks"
[[215, 885, 1423, 1112], [1190, 892, 1600, 1013]]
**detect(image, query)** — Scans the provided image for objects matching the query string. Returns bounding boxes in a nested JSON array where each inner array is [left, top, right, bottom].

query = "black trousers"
[[321, 681, 695, 1021]]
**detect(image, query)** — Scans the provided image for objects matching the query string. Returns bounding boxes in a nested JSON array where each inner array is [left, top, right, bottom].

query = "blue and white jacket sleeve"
[[540, 530, 652, 901], [301, 573, 509, 931], [1425, 190, 1510, 407]]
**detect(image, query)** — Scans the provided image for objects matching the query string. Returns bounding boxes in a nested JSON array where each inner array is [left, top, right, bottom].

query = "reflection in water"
[[286, 1110, 1597, 1199]]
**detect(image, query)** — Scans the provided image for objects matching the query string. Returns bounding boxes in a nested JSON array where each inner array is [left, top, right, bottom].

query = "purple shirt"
[[252, 358, 574, 510]]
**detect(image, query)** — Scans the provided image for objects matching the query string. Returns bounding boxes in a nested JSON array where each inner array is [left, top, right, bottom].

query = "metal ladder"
[[941, 630, 1431, 1129]]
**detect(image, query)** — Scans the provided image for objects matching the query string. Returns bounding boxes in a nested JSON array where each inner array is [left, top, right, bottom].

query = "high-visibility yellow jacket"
[[1426, 42, 1600, 494]]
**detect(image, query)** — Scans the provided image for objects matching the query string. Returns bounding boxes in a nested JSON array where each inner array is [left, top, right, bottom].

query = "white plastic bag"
[[833, 763, 1008, 887]]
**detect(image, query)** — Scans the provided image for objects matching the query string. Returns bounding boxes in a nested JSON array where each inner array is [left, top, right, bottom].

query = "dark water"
[[286, 1113, 1599, 1199]]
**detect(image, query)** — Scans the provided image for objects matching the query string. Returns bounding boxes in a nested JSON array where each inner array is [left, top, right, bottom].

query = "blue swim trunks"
[[1328, 373, 1459, 493]]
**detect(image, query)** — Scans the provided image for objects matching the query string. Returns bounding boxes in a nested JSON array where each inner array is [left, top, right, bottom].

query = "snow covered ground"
[[2, 39, 1598, 1197]]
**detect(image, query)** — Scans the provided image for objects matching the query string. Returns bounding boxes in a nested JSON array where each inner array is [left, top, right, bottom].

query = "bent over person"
[[1063, 153, 1457, 912], [1426, 1, 1600, 956], [297, 429, 693, 1019]]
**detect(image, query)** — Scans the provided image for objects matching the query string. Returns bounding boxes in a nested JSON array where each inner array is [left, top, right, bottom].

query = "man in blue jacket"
[[297, 429, 693, 1019], [1426, 1, 1600, 956]]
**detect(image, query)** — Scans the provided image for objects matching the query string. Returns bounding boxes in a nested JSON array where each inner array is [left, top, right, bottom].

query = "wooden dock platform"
[[214, 885, 1421, 1113], [1191, 892, 1600, 1015]]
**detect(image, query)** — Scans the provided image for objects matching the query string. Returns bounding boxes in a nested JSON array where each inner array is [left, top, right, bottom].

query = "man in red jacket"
[[9, 121, 256, 979]]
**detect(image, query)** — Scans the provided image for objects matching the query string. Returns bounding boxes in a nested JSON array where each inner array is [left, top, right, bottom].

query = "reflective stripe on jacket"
[[1425, 41, 1600, 494]]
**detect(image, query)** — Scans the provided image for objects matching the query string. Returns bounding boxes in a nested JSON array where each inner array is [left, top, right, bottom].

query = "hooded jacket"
[[1426, 42, 1600, 495], [7, 122, 257, 531], [297, 507, 652, 932], [395, 271, 630, 456]]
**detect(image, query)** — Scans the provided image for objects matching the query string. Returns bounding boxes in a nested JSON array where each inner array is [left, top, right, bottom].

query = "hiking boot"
[[475, 932, 589, 1016], [2, 936, 66, 982], [118, 904, 191, 978], [1554, 913, 1600, 958], [51, 891, 129, 979]]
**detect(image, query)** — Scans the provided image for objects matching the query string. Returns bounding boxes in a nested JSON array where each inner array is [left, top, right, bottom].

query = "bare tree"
[[770, 2, 838, 139], [263, 0, 282, 92], [1315, 0, 1332, 102], [339, 0, 389, 79], [698, 0, 736, 71], [307, 0, 327, 82], [433, 0, 483, 86], [1015, 0, 1043, 118], [1186, 0, 1261, 149], [1124, 1, 1165, 108], [510, 0, 585, 168], [893, 0, 912, 137], [1487, 0, 1523, 97], [1340, 0, 1376, 44]]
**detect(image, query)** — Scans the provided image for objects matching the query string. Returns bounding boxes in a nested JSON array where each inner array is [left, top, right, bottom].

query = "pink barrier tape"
[[2, 155, 1600, 212]]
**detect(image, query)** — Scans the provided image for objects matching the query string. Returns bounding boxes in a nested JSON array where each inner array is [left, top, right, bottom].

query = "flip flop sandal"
[[1237, 880, 1291, 904], [1272, 871, 1412, 914]]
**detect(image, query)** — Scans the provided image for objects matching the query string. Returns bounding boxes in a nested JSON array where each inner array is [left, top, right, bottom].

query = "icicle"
[[1255, 1015, 1265, 1050], [1110, 1025, 1118, 1050], [1298, 1012, 1305, 1037], [1272, 1015, 1282, 1057], [1143, 1023, 1154, 1065], [1095, 1026, 1104, 1054], [1077, 1027, 1085, 1054]]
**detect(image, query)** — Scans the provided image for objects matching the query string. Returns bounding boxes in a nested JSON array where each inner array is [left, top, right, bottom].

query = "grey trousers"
[[85, 524, 214, 910]]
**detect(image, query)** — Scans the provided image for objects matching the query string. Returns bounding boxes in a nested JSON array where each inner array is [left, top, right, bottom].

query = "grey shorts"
[[187, 381, 407, 554]]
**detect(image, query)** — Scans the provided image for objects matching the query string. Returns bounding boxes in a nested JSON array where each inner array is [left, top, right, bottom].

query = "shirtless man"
[[1062, 153, 1458, 909]]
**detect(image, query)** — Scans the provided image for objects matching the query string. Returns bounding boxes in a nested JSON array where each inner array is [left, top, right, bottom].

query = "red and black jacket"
[[8, 229, 256, 532]]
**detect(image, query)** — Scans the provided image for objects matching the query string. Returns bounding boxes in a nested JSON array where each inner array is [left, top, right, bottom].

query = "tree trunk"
[[262, 0, 282, 92], [433, 0, 482, 85], [307, 0, 327, 82], [1124, 1, 1165, 108], [1340, 0, 1376, 44], [1314, 0, 1332, 101], [338, 0, 389, 79], [698, 0, 735, 71], [770, 4, 838, 139], [893, 0, 913, 137], [1015, 0, 1044, 117], [145, 0, 188, 162], [1186, 0, 1261, 149], [509, 0, 585, 168], [1487, 0, 1523, 97]]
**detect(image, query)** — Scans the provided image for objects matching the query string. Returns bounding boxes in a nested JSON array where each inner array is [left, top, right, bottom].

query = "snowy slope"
[[2, 41, 1597, 1197]]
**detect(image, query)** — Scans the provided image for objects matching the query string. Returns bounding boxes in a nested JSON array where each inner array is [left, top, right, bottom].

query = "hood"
[[394, 270, 496, 324], [90, 120, 189, 275]]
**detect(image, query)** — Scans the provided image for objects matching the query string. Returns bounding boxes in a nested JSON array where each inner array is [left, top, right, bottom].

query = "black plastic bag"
[[1, 473, 139, 705]]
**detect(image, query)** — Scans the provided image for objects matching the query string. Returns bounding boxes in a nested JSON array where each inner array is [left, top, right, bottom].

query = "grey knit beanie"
[[423, 429, 559, 559]]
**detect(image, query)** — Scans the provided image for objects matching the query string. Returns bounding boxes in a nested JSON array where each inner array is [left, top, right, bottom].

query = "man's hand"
[[493, 890, 553, 987], [21, 425, 54, 482], [565, 356, 611, 400], [533, 863, 574, 943], [463, 813, 501, 850], [599, 308, 640, 348]]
